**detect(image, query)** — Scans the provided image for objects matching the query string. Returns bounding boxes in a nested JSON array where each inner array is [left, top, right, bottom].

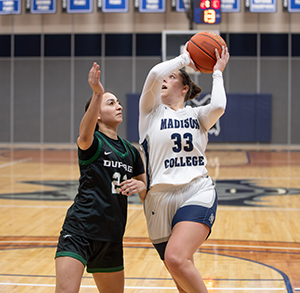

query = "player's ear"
[[97, 107, 102, 121], [97, 109, 102, 121], [182, 85, 189, 94]]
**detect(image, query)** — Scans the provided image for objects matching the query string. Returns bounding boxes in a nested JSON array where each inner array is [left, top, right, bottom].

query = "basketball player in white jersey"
[[139, 44, 229, 292]]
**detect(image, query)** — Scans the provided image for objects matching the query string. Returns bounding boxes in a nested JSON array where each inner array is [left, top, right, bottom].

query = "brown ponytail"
[[179, 68, 202, 102]]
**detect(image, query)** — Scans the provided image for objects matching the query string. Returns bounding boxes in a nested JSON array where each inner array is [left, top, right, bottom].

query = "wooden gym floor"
[[0, 143, 299, 292]]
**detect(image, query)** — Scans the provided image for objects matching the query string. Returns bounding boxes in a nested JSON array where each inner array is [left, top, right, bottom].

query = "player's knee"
[[164, 250, 185, 273], [55, 282, 79, 293]]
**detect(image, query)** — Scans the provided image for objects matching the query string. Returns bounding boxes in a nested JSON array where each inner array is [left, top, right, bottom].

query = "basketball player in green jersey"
[[55, 62, 146, 293]]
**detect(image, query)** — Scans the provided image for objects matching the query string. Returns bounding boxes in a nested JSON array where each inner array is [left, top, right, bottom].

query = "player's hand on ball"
[[213, 46, 230, 73], [182, 42, 200, 72]]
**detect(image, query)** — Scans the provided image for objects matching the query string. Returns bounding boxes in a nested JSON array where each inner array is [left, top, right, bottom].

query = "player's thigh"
[[93, 270, 124, 293], [166, 221, 210, 259], [55, 256, 85, 293]]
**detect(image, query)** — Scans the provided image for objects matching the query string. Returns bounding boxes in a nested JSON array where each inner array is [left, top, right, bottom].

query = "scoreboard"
[[194, 0, 221, 24], [0, 0, 299, 18]]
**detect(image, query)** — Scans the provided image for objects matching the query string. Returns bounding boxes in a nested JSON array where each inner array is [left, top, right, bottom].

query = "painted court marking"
[[0, 158, 32, 168], [1, 204, 300, 212], [0, 239, 299, 252], [0, 282, 286, 290]]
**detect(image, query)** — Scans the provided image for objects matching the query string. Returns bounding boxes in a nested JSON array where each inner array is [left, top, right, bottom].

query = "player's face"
[[99, 92, 123, 125], [161, 71, 186, 103]]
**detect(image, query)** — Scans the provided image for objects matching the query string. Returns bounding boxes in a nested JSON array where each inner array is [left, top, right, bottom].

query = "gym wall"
[[0, 1, 299, 144]]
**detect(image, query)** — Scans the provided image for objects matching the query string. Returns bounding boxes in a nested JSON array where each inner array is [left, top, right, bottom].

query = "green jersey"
[[62, 131, 144, 241]]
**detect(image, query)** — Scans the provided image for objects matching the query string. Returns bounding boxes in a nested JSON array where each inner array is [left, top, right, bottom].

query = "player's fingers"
[[225, 46, 229, 57], [92, 70, 100, 83], [89, 68, 96, 78], [125, 190, 135, 196], [182, 41, 189, 55], [215, 48, 220, 59], [120, 181, 131, 192], [97, 70, 101, 80], [122, 186, 134, 195], [120, 179, 131, 186], [223, 47, 229, 63]]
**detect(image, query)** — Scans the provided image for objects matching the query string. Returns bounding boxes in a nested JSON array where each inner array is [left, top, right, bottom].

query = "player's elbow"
[[214, 105, 226, 117], [77, 135, 93, 151], [148, 65, 164, 81]]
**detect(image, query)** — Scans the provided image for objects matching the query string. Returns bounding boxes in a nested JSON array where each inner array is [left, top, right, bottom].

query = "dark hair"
[[179, 68, 202, 102], [85, 96, 99, 132]]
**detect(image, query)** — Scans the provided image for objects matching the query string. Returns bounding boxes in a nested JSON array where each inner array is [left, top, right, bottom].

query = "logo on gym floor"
[[0, 179, 299, 207]]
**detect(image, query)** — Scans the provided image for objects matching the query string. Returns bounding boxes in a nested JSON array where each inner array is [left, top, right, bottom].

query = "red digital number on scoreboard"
[[200, 0, 211, 9], [211, 0, 220, 9]]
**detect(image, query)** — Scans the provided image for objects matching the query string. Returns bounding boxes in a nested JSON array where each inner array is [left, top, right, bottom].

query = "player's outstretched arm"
[[77, 62, 104, 150]]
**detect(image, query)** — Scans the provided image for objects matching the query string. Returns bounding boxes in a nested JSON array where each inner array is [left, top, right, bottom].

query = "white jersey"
[[139, 53, 226, 188]]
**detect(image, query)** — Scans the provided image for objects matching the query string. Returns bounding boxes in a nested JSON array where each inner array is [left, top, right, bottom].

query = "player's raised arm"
[[77, 62, 104, 150]]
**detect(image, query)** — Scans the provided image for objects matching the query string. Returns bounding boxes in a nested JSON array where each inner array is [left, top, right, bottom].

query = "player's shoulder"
[[119, 138, 139, 154], [185, 104, 202, 114]]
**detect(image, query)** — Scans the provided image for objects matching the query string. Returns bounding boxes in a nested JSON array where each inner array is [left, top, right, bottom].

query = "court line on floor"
[[0, 240, 58, 244], [0, 282, 286, 290], [0, 245, 293, 292], [0, 205, 144, 209], [0, 240, 299, 252], [200, 244, 300, 251], [0, 158, 32, 168], [124, 242, 300, 251], [0, 273, 285, 282], [199, 251, 293, 293], [1, 204, 300, 212], [0, 240, 299, 253]]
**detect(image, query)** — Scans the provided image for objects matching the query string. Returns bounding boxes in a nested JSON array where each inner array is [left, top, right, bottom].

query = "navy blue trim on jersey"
[[141, 139, 150, 191], [172, 191, 218, 231], [152, 191, 218, 261]]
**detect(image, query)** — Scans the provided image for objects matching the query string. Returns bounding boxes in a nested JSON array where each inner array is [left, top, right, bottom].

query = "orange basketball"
[[188, 31, 227, 74]]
